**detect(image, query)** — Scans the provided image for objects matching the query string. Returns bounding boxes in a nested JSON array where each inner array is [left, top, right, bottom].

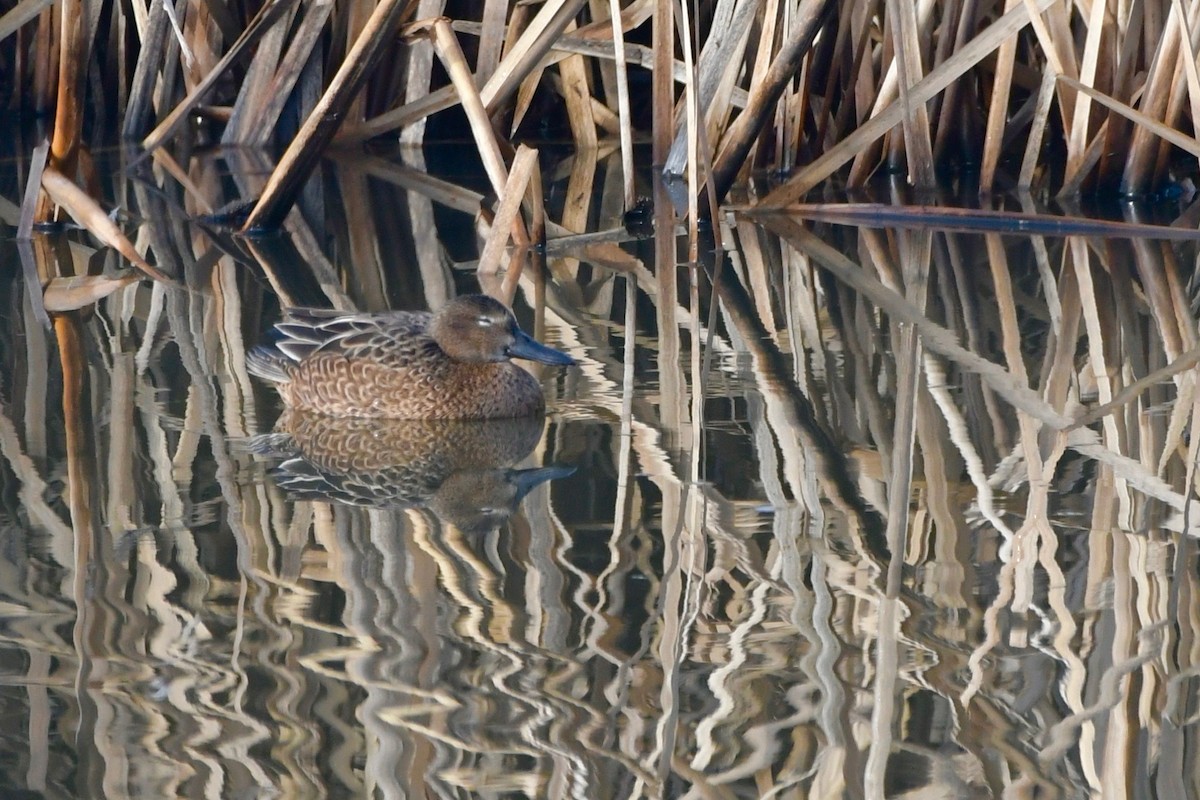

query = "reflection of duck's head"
[[430, 464, 575, 535], [247, 294, 574, 419], [251, 411, 572, 531]]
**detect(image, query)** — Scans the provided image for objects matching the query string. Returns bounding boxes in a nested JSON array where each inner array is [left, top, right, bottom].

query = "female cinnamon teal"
[[248, 294, 574, 419]]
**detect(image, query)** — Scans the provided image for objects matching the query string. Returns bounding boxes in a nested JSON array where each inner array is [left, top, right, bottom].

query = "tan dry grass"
[[14, 0, 1200, 237]]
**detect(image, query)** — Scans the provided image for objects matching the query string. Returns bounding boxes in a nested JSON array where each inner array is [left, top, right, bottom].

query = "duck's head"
[[429, 294, 575, 366]]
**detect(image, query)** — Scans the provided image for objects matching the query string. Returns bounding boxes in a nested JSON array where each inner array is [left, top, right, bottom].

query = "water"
[[0, 144, 1198, 798]]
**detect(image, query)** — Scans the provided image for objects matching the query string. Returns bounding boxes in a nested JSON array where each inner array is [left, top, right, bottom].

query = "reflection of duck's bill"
[[511, 464, 576, 502], [506, 329, 575, 366]]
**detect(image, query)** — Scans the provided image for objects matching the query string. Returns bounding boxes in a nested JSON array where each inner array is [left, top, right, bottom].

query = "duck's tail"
[[246, 345, 291, 383]]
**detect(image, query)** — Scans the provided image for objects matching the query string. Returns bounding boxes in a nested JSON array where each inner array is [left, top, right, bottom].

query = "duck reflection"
[[253, 411, 573, 533]]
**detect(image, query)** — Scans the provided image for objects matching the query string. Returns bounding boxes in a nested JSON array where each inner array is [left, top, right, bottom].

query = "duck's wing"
[[273, 308, 434, 362], [246, 346, 291, 382]]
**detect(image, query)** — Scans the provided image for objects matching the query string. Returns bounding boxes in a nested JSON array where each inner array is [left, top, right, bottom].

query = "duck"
[[248, 294, 574, 419]]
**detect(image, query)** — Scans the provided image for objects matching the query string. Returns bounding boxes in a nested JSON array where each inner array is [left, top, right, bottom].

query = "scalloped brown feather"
[[249, 306, 548, 419]]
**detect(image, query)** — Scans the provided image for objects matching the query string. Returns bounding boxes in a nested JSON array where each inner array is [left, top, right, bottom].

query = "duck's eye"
[[477, 316, 494, 327]]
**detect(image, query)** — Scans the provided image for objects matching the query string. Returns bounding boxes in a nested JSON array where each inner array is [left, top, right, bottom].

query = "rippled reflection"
[[252, 412, 571, 531], [0, 147, 1198, 798]]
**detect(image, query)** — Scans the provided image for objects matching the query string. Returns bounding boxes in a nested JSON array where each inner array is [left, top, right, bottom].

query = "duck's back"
[[249, 309, 544, 419], [275, 307, 434, 361]]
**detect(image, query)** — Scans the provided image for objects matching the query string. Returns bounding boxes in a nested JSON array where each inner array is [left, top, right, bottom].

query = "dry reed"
[[2, 4, 1200, 795], [5, 0, 1200, 230]]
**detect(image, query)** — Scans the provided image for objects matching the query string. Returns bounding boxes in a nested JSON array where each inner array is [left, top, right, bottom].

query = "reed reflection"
[[261, 412, 642, 798], [4, 142, 1200, 797]]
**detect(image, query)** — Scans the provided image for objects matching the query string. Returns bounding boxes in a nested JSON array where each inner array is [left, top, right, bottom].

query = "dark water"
[[0, 144, 1198, 798]]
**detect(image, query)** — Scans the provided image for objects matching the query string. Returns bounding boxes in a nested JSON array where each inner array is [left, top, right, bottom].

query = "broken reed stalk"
[[1122, 3, 1196, 195], [979, 0, 1020, 191], [241, 0, 414, 232], [140, 0, 300, 151], [652, 0, 674, 164], [764, 0, 1056, 206], [1019, 69, 1057, 188], [524, 155, 547, 245], [676, 0, 700, 251], [662, 0, 738, 176], [1059, 76, 1200, 160], [50, 0, 85, 175], [335, 11, 701, 145], [226, 0, 334, 146], [478, 0, 591, 112], [16, 240, 52, 329], [223, 3, 303, 144], [0, 0, 53, 45], [427, 19, 512, 202], [41, 166, 171, 282], [556, 23, 599, 150], [426, 17, 530, 247], [709, 0, 832, 204], [607, 0, 635, 208], [17, 139, 49, 240], [478, 145, 538, 276], [886, 0, 935, 188], [122, 0, 170, 139]]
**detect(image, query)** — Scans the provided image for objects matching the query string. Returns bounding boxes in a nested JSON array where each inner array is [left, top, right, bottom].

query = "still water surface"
[[0, 146, 1198, 798]]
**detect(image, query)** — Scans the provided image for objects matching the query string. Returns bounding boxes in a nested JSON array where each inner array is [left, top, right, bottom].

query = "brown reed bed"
[[2, 5, 1200, 796], [8, 0, 1200, 325], [5, 0, 1200, 233]]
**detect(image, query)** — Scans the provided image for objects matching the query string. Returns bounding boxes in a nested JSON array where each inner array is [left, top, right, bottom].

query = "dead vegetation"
[[2, 5, 1200, 792], [5, 0, 1200, 228]]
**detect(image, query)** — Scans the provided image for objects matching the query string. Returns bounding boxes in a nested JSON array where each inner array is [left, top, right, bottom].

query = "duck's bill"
[[508, 330, 576, 365]]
